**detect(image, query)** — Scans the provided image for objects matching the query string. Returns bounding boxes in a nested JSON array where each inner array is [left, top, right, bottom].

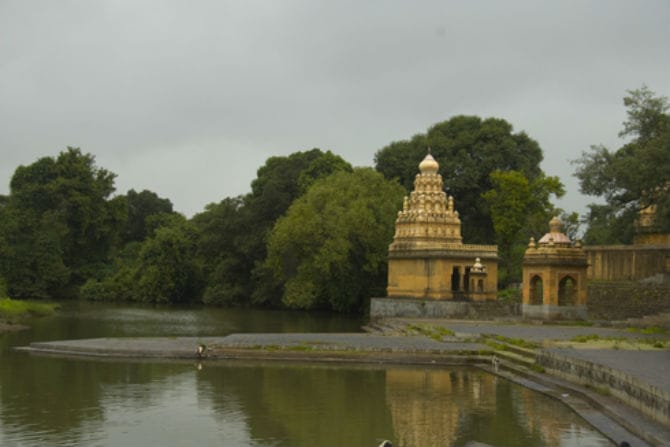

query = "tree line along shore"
[[0, 87, 667, 315]]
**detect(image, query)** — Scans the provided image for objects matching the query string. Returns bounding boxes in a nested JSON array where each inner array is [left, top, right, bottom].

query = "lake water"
[[0, 302, 613, 446]]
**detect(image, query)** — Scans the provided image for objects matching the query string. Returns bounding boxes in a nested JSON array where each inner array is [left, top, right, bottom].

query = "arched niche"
[[529, 275, 543, 305], [558, 275, 576, 306]]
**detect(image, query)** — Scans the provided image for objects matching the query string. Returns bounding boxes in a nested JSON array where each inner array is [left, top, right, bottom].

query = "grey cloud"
[[1, 0, 668, 217]]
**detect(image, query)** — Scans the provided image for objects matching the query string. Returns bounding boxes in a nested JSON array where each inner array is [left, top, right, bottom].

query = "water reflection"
[[384, 368, 611, 447], [197, 362, 393, 447], [0, 358, 614, 447], [0, 303, 613, 446]]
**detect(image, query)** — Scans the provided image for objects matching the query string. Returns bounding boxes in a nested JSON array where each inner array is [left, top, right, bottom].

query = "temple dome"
[[538, 216, 571, 246], [419, 154, 439, 174]]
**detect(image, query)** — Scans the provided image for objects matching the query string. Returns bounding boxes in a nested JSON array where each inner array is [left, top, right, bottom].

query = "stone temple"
[[522, 216, 588, 320], [385, 153, 498, 301]]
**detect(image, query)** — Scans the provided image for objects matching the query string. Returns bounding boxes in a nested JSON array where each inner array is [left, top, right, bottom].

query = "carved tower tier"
[[386, 153, 498, 301]]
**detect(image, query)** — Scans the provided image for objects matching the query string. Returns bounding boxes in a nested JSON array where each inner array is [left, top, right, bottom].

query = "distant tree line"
[[1, 87, 665, 312]]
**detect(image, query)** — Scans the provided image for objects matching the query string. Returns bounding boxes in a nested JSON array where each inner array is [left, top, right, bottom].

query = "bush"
[[0, 298, 58, 321], [497, 287, 521, 304]]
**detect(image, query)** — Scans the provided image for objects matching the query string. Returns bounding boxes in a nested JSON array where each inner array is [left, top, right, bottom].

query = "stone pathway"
[[549, 348, 670, 395], [380, 319, 670, 395], [385, 318, 670, 342], [21, 333, 488, 358]]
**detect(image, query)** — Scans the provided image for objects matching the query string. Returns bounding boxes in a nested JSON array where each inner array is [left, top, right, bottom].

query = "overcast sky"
[[2, 1, 669, 219]]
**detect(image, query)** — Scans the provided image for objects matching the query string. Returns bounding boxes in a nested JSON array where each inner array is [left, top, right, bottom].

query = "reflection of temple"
[[386, 154, 498, 301], [384, 368, 494, 447], [383, 368, 592, 447], [522, 217, 588, 319]]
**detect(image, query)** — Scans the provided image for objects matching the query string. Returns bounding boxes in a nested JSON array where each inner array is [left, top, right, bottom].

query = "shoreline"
[[15, 327, 670, 447]]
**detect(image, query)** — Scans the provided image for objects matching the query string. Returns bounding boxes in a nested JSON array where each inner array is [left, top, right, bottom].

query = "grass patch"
[[0, 298, 58, 322], [287, 344, 315, 352], [530, 364, 545, 373], [570, 334, 602, 343], [638, 338, 668, 348], [497, 288, 521, 304], [626, 326, 667, 335], [405, 324, 454, 341], [585, 384, 611, 396], [485, 340, 508, 351], [570, 334, 636, 344], [563, 334, 668, 350], [493, 335, 539, 349], [565, 320, 594, 327]]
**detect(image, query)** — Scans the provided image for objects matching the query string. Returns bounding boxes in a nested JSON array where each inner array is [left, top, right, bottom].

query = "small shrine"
[[386, 153, 498, 301], [522, 216, 588, 319], [634, 203, 670, 245]]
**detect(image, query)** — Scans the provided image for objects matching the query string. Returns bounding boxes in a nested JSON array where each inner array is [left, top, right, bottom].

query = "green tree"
[[0, 148, 125, 298], [81, 215, 202, 304], [214, 149, 352, 307], [122, 189, 175, 244], [265, 168, 405, 313], [574, 86, 670, 243], [248, 149, 353, 229], [132, 216, 202, 303], [374, 115, 544, 244], [191, 196, 252, 305], [482, 170, 564, 285], [558, 211, 581, 241]]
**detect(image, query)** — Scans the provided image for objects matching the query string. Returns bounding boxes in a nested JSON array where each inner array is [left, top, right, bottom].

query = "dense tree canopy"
[[482, 170, 564, 284], [81, 214, 202, 303], [374, 115, 545, 244], [122, 189, 175, 244], [191, 196, 252, 305], [0, 148, 126, 298], [204, 148, 353, 307], [265, 168, 405, 313], [574, 86, 670, 244], [0, 123, 575, 307], [247, 149, 353, 230]]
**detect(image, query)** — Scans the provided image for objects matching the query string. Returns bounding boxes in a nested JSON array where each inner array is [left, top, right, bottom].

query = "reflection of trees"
[[197, 362, 394, 447], [198, 364, 608, 447], [442, 368, 606, 447], [0, 353, 186, 445], [450, 375, 547, 447], [0, 345, 608, 447]]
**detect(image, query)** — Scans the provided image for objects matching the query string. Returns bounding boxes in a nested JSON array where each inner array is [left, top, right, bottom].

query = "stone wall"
[[370, 297, 518, 319], [587, 281, 670, 320], [584, 245, 670, 281], [521, 304, 587, 320], [537, 350, 670, 426]]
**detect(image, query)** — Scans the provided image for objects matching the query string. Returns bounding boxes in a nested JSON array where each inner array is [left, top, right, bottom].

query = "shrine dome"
[[418, 154, 439, 174]]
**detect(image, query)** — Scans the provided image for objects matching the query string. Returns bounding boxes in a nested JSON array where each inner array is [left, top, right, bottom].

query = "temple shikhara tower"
[[385, 153, 498, 301]]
